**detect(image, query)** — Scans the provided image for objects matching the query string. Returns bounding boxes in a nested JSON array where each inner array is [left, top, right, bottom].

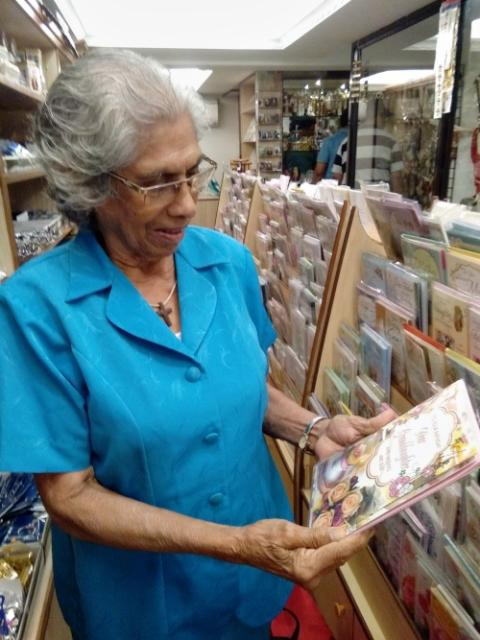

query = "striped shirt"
[[332, 126, 403, 186]]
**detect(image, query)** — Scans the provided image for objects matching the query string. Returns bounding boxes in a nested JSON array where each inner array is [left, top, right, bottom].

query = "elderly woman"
[[0, 50, 393, 640]]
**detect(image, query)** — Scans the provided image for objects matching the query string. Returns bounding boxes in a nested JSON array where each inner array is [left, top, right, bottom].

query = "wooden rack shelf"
[[0, 0, 75, 63], [3, 167, 46, 184], [0, 74, 45, 109]]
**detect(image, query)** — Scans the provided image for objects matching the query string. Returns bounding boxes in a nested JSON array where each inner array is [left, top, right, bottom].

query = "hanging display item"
[[471, 76, 480, 205], [433, 0, 461, 119]]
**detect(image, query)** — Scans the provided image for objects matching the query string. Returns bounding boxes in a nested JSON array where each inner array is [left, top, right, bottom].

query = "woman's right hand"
[[236, 519, 371, 591]]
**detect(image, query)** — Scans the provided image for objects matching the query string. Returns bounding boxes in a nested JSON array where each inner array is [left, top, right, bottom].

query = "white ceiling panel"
[[62, 0, 442, 94]]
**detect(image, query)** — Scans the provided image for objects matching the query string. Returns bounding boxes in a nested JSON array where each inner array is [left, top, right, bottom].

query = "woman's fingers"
[[238, 520, 372, 588], [297, 529, 373, 590], [346, 407, 397, 438]]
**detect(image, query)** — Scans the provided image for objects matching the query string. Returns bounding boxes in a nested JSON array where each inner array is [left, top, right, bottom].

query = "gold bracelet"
[[298, 416, 327, 455]]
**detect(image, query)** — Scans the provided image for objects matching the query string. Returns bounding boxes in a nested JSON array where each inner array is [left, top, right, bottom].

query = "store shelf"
[[20, 533, 53, 640], [0, 74, 45, 109], [3, 167, 46, 184], [274, 439, 295, 477], [340, 548, 421, 640], [0, 0, 75, 62], [18, 224, 75, 264]]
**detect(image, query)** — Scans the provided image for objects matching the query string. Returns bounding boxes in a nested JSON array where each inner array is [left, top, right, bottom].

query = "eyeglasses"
[[108, 155, 217, 206]]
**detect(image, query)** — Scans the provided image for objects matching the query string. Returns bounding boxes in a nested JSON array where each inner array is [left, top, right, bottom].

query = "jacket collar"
[[66, 230, 114, 302], [65, 226, 228, 360], [175, 226, 229, 270], [66, 226, 228, 302]]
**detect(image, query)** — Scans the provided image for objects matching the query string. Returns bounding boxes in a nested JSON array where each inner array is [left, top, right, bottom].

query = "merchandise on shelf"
[[13, 212, 69, 262], [217, 170, 257, 242], [254, 181, 342, 399], [0, 473, 49, 640], [313, 179, 480, 638], [0, 141, 38, 173], [0, 32, 46, 94]]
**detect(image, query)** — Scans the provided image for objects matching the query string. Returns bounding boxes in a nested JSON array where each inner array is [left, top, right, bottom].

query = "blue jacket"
[[0, 226, 292, 639]]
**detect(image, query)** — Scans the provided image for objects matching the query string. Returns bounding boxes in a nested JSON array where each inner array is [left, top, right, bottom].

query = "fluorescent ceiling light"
[[405, 35, 437, 52], [472, 17, 480, 39], [169, 68, 212, 91], [68, 0, 352, 49], [361, 69, 434, 89], [407, 20, 480, 52]]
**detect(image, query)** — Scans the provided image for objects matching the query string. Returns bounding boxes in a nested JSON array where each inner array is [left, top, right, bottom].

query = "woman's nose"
[[167, 182, 197, 219]]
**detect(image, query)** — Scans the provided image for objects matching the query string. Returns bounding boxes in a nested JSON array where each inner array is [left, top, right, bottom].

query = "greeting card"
[[309, 380, 480, 534]]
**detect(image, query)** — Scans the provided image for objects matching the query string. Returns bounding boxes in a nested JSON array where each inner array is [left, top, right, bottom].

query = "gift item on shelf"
[[0, 473, 49, 640], [381, 82, 440, 208], [0, 31, 46, 94], [13, 212, 69, 262], [256, 74, 283, 179], [0, 141, 38, 174], [18, 49, 46, 93]]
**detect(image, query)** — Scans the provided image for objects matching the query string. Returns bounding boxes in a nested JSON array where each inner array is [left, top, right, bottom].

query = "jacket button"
[[185, 366, 202, 382], [203, 432, 219, 445], [208, 492, 224, 506]]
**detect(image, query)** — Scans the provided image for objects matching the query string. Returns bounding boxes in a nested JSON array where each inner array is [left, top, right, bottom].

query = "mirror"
[[350, 12, 441, 207], [452, 0, 480, 210]]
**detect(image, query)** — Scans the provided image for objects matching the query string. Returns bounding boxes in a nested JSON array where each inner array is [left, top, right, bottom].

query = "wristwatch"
[[298, 415, 327, 455]]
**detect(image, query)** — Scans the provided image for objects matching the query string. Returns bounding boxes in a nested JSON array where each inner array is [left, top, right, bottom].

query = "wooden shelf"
[[340, 549, 421, 640], [0, 74, 45, 109], [3, 167, 45, 184], [0, 0, 75, 62]]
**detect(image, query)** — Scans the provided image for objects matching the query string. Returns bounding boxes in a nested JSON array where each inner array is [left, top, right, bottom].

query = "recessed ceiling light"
[[315, 79, 322, 86]]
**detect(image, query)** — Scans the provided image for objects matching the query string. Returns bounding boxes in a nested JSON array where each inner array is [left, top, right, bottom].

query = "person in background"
[[0, 50, 395, 640], [332, 98, 404, 193], [314, 108, 349, 182]]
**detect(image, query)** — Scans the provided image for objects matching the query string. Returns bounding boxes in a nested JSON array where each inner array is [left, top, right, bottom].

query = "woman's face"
[[96, 113, 202, 262]]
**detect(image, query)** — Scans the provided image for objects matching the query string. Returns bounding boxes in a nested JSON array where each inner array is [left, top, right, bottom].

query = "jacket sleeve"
[[0, 291, 91, 473]]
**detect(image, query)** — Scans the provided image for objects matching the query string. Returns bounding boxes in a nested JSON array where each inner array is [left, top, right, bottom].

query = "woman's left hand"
[[314, 407, 397, 460]]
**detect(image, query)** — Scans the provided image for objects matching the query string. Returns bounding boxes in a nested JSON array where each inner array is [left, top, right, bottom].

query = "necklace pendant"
[[154, 302, 173, 326]]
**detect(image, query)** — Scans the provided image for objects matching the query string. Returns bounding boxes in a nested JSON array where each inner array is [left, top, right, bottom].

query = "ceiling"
[[71, 0, 441, 95]]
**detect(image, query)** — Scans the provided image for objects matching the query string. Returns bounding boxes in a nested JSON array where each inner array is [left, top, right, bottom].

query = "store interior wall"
[[199, 94, 239, 182]]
